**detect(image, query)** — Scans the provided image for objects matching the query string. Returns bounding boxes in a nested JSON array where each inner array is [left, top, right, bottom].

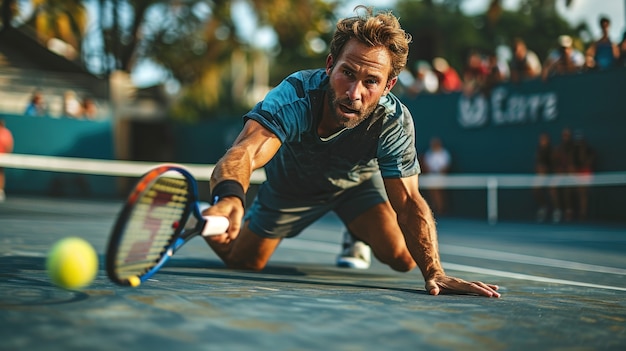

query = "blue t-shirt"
[[244, 69, 419, 199]]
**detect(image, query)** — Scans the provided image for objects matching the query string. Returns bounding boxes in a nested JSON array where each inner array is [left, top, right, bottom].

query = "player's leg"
[[204, 221, 282, 271], [334, 175, 415, 272], [346, 202, 416, 272], [205, 183, 332, 270]]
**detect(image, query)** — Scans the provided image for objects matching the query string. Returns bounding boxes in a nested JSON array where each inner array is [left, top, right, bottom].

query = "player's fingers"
[[225, 218, 242, 240], [425, 280, 440, 296], [205, 233, 230, 245], [485, 283, 499, 291], [433, 277, 500, 298], [471, 281, 501, 298]]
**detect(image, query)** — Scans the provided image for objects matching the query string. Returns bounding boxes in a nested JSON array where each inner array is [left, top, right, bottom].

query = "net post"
[[487, 177, 498, 225]]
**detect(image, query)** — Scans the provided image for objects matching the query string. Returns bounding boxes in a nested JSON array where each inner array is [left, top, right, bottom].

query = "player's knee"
[[376, 248, 416, 272], [390, 260, 416, 273], [387, 252, 416, 272]]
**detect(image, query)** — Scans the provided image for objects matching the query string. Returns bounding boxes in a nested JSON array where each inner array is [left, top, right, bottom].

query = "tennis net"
[[1, 153, 625, 223]]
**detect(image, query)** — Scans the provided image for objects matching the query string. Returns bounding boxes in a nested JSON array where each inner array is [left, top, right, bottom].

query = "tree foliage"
[[94, 0, 338, 121], [249, 0, 338, 85], [1, 0, 88, 55]]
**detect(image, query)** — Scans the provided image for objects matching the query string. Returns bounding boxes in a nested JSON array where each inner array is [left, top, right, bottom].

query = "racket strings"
[[114, 175, 190, 280]]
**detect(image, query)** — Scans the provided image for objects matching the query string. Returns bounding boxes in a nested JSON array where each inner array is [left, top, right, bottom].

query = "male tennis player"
[[203, 6, 500, 297]]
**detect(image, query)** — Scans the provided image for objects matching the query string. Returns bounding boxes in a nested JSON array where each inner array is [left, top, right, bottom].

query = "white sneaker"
[[336, 231, 371, 269]]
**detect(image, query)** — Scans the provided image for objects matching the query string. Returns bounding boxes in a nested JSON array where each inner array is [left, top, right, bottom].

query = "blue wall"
[[1, 114, 116, 197], [401, 68, 626, 221], [404, 68, 626, 173]]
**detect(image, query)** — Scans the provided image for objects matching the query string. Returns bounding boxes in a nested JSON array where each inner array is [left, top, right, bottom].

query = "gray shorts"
[[245, 173, 388, 239]]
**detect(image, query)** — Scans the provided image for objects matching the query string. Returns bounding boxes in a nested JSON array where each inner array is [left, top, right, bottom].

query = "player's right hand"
[[203, 196, 244, 242]]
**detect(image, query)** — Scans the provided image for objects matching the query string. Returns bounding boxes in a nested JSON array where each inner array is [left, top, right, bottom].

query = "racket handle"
[[201, 216, 230, 236]]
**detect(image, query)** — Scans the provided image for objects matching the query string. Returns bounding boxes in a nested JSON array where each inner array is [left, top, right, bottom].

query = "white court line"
[[440, 244, 626, 275], [443, 263, 626, 292], [281, 239, 626, 292]]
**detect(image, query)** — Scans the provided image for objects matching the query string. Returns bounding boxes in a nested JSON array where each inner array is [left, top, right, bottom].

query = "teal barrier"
[[1, 114, 116, 198], [404, 68, 626, 173], [401, 68, 626, 221]]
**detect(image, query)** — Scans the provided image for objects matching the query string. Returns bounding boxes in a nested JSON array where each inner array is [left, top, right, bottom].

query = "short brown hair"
[[329, 6, 412, 79]]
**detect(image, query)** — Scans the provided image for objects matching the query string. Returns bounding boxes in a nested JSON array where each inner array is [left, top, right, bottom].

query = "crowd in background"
[[418, 129, 597, 224], [396, 16, 626, 98], [23, 89, 98, 120], [533, 128, 596, 224]]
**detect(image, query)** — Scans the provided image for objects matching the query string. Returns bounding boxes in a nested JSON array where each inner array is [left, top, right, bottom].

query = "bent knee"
[[390, 259, 416, 273], [384, 252, 416, 272]]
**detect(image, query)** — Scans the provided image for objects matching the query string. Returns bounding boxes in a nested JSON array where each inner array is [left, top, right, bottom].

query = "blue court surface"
[[1, 196, 625, 351]]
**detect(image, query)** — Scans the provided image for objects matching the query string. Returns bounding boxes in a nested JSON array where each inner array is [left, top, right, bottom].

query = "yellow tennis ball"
[[46, 237, 98, 289]]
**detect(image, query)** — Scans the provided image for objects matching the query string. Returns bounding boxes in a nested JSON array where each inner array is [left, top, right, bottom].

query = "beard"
[[327, 87, 378, 130]]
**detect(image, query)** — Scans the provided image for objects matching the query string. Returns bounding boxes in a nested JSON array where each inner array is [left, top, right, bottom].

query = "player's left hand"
[[426, 275, 501, 298]]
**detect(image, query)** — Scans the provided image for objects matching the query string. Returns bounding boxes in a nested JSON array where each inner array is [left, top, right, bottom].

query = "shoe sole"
[[336, 258, 370, 269]]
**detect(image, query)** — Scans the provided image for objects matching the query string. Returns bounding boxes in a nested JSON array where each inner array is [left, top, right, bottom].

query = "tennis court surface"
[[1, 195, 625, 351]]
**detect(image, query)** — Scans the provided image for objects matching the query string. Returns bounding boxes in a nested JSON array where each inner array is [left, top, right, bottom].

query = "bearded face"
[[326, 84, 379, 129], [323, 40, 396, 132]]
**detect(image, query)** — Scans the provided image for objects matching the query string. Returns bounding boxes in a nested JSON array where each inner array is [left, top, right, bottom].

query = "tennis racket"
[[106, 165, 229, 287]]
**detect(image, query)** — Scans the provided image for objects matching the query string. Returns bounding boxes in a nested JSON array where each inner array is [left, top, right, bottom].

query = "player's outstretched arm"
[[210, 119, 282, 194], [205, 119, 282, 243], [384, 175, 501, 298]]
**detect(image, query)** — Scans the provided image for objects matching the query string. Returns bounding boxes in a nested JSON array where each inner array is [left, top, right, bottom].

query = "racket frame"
[[106, 165, 208, 287]]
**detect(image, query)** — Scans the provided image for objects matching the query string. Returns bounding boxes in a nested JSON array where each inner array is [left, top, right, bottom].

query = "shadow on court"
[[0, 196, 625, 351]]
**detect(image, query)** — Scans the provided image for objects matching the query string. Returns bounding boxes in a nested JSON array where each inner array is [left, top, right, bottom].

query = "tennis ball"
[[46, 237, 98, 289]]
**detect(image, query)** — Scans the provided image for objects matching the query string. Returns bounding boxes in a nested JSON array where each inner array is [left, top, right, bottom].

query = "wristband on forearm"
[[211, 180, 245, 206]]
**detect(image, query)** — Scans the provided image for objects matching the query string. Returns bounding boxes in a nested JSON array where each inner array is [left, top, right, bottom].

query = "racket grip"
[[201, 216, 230, 236]]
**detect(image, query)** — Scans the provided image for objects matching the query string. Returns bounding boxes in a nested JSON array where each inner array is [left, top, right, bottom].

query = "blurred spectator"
[[533, 133, 554, 222], [394, 68, 417, 97], [462, 51, 489, 95], [585, 16, 619, 71], [431, 57, 462, 93], [63, 90, 83, 118], [0, 119, 14, 202], [551, 128, 577, 223], [618, 31, 626, 67], [572, 131, 596, 221], [24, 91, 47, 116], [509, 38, 542, 83], [542, 35, 585, 80], [407, 60, 439, 95], [423, 137, 451, 216], [484, 52, 508, 94], [82, 97, 98, 119]]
